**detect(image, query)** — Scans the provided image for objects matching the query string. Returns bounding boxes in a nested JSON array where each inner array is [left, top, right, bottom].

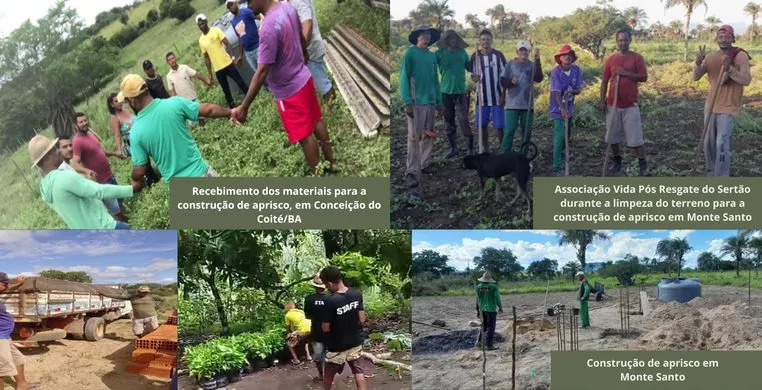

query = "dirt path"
[[5, 318, 172, 390], [391, 89, 762, 229], [177, 355, 411, 390], [412, 286, 762, 390]]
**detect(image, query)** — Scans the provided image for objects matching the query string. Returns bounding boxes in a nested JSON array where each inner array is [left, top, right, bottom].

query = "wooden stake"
[[564, 117, 570, 176], [540, 278, 550, 331], [481, 311, 486, 390], [474, 43, 484, 154], [602, 75, 620, 177], [512, 306, 517, 390], [694, 68, 727, 175]]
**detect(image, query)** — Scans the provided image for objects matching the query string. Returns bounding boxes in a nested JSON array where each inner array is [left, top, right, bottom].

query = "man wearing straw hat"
[[129, 285, 163, 337], [576, 272, 591, 328], [304, 274, 329, 382], [476, 271, 502, 350], [399, 24, 442, 200], [436, 30, 472, 157], [501, 40, 543, 155], [550, 44, 584, 176], [693, 25, 752, 177], [29, 135, 135, 229], [600, 29, 651, 176]]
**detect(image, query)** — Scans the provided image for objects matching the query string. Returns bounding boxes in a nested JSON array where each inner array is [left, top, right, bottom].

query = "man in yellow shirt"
[[285, 300, 312, 365], [196, 13, 249, 108]]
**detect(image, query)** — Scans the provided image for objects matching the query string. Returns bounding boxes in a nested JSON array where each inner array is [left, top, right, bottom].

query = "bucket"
[[547, 308, 554, 316], [571, 308, 580, 315]]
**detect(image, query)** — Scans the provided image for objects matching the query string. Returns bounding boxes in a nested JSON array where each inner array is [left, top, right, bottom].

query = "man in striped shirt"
[[468, 30, 507, 153]]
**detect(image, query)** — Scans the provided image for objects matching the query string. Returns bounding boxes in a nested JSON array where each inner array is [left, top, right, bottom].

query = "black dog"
[[461, 142, 537, 211]]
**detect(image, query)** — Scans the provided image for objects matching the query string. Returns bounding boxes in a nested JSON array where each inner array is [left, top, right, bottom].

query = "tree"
[[720, 232, 751, 277], [120, 13, 129, 25], [533, 6, 627, 59], [623, 7, 648, 30], [697, 251, 721, 271], [558, 230, 611, 269], [485, 5, 506, 37], [561, 261, 582, 281], [39, 270, 93, 283], [503, 11, 531, 39], [169, 1, 196, 21], [419, 0, 455, 28], [744, 2, 761, 43], [412, 250, 455, 277], [663, 0, 707, 60], [748, 236, 762, 276], [527, 258, 558, 280], [472, 247, 524, 280], [147, 9, 160, 25], [464, 13, 486, 35]]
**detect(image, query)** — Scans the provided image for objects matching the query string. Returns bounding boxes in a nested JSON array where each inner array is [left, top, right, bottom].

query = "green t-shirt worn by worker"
[[476, 282, 502, 313], [130, 294, 161, 319], [436, 48, 469, 95], [40, 169, 133, 229], [399, 45, 441, 106], [130, 96, 208, 186]]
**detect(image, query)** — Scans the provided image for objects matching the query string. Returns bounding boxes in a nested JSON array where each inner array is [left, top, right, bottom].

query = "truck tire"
[[84, 317, 105, 341]]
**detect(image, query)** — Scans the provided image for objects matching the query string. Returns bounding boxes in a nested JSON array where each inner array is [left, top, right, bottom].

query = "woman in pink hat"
[[549, 44, 584, 175]]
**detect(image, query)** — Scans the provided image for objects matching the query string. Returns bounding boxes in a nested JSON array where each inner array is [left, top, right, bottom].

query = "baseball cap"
[[0, 272, 10, 284], [116, 74, 148, 102], [142, 59, 153, 70], [226, 0, 237, 5], [718, 24, 734, 35], [196, 14, 207, 24], [516, 40, 531, 51], [138, 285, 150, 293]]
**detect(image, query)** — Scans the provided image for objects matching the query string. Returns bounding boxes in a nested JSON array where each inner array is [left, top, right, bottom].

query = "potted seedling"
[[184, 344, 219, 390]]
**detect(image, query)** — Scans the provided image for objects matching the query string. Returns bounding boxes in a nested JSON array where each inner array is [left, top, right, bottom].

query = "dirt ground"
[[390, 90, 762, 229], [178, 352, 411, 390], [412, 285, 762, 390], [4, 317, 172, 390]]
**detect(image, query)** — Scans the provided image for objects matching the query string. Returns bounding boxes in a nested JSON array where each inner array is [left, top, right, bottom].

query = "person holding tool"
[[468, 30, 506, 153], [399, 24, 442, 201], [693, 25, 752, 177], [549, 44, 584, 176], [476, 271, 502, 350], [436, 30, 471, 157], [500, 40, 543, 155], [600, 29, 651, 176], [576, 272, 591, 328]]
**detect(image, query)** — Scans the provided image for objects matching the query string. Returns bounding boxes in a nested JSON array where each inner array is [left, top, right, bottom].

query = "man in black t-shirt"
[[319, 266, 367, 390], [304, 274, 329, 382], [143, 60, 171, 99]]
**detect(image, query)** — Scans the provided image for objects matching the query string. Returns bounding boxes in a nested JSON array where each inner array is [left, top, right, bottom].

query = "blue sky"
[[0, 0, 135, 37], [413, 230, 760, 271], [0, 230, 177, 284], [392, 0, 754, 32]]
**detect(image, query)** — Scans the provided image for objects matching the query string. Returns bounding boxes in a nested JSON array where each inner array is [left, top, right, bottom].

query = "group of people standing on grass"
[[399, 23, 752, 199], [27, 0, 339, 230], [282, 266, 369, 390]]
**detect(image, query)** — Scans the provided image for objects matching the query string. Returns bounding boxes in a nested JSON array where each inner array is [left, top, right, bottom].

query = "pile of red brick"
[[126, 318, 178, 378]]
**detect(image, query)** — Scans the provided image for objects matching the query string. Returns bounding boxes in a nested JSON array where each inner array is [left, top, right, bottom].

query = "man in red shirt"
[[71, 112, 129, 221], [599, 30, 651, 176]]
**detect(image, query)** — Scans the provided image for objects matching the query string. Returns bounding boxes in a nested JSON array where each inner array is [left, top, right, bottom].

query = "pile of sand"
[[497, 316, 555, 344], [631, 299, 762, 350]]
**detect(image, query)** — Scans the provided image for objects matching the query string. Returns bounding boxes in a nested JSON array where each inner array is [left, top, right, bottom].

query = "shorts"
[[306, 56, 333, 96], [275, 79, 322, 144], [605, 105, 644, 147], [325, 345, 363, 375], [312, 341, 326, 363], [474, 105, 504, 129], [0, 339, 25, 377], [102, 176, 124, 215], [132, 316, 159, 336]]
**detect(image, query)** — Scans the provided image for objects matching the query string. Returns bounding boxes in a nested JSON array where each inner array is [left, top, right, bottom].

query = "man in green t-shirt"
[[399, 25, 442, 201], [577, 272, 591, 328], [116, 74, 235, 192], [436, 30, 472, 157], [476, 271, 502, 350], [127, 286, 165, 337]]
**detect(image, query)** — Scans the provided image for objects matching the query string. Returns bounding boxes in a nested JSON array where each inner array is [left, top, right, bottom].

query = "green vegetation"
[[1, 0, 389, 230], [391, 3, 762, 229]]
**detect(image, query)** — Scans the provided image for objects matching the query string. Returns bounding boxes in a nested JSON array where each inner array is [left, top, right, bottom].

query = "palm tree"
[[420, 0, 455, 29], [655, 239, 676, 276], [744, 2, 761, 43], [623, 7, 648, 30], [720, 231, 751, 277], [557, 230, 610, 270], [705, 15, 722, 36], [663, 0, 708, 60], [485, 5, 506, 38], [748, 236, 762, 276], [465, 13, 485, 37]]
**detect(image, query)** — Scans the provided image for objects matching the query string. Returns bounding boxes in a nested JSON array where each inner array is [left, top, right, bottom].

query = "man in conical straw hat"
[[576, 272, 591, 328], [304, 274, 328, 382], [436, 30, 472, 158], [475, 271, 502, 350]]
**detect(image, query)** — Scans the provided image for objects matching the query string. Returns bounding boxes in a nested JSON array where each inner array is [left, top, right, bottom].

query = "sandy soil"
[[412, 285, 762, 390], [4, 317, 172, 390]]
